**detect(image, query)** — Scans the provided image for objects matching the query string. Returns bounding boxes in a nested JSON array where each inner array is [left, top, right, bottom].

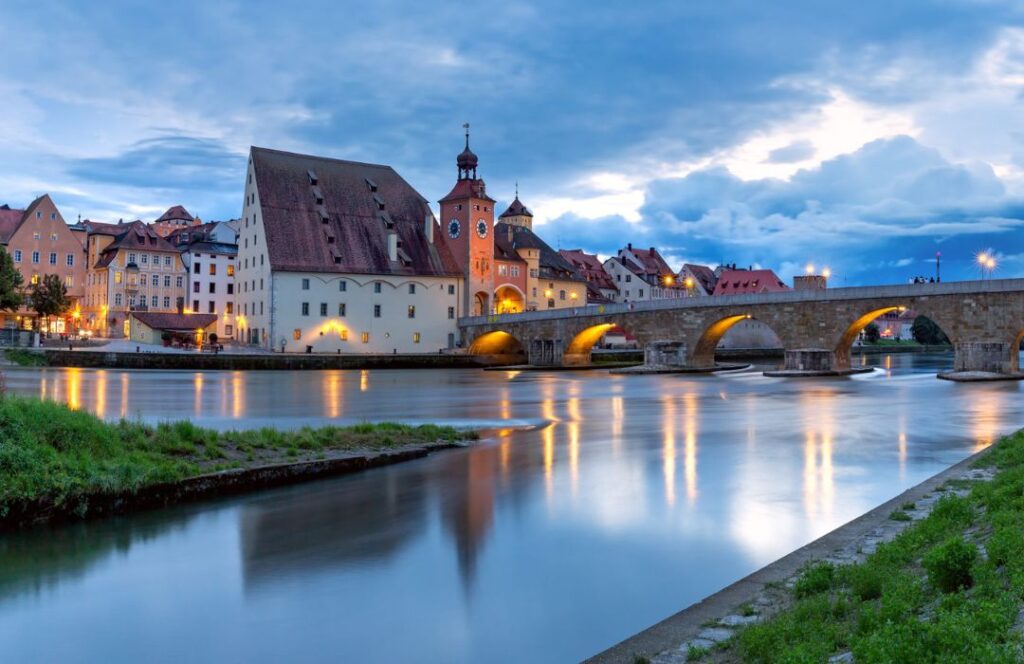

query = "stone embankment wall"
[[41, 350, 492, 371]]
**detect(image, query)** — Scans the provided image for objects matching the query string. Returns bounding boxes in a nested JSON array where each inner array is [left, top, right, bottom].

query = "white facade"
[[236, 158, 273, 347], [270, 272, 460, 353], [184, 247, 238, 339], [602, 258, 683, 302]]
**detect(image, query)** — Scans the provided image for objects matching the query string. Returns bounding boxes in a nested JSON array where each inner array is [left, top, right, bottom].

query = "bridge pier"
[[527, 339, 563, 367], [939, 341, 1024, 381], [763, 348, 873, 377]]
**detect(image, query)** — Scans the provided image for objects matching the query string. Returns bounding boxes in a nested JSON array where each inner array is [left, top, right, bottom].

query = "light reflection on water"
[[0, 354, 1022, 663]]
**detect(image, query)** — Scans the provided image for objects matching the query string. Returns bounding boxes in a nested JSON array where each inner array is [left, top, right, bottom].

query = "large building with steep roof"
[[151, 205, 199, 237], [81, 220, 188, 337], [0, 195, 87, 332], [602, 244, 686, 302], [559, 249, 618, 303], [236, 146, 464, 352]]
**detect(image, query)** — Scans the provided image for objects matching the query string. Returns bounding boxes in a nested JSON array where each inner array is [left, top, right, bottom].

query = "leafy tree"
[[863, 322, 881, 343], [0, 247, 24, 312], [29, 274, 69, 332], [911, 315, 950, 345]]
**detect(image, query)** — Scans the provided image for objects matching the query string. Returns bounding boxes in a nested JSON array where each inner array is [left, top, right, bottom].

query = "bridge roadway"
[[458, 278, 1024, 377]]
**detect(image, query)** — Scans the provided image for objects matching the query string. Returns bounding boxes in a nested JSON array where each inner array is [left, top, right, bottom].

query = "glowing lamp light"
[[986, 257, 996, 270], [684, 277, 694, 288], [663, 275, 674, 285], [977, 252, 989, 265], [822, 267, 831, 279], [805, 263, 815, 275], [570, 292, 578, 299]]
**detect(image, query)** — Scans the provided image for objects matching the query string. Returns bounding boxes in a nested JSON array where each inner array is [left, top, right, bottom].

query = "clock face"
[[448, 219, 461, 239], [476, 219, 488, 238]]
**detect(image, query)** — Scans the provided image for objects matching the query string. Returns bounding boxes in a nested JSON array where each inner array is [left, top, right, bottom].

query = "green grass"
[[3, 348, 48, 366], [726, 429, 1024, 663], [0, 396, 474, 517]]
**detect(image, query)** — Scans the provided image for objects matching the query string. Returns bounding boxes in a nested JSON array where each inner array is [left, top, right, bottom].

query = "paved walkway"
[[55, 339, 276, 355]]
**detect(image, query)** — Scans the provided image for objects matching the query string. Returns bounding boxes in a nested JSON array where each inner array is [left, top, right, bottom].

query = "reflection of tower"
[[440, 446, 497, 590], [439, 124, 496, 316]]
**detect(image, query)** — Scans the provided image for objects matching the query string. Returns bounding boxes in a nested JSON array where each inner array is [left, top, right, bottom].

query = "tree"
[[29, 274, 69, 332], [911, 315, 950, 345], [0, 247, 24, 312], [863, 322, 881, 343]]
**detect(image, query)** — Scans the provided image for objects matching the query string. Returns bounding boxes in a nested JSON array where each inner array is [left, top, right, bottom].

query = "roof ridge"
[[251, 146, 399, 172]]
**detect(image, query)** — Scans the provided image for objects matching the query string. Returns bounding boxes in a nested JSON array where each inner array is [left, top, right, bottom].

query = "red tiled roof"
[[496, 222, 584, 282], [131, 311, 217, 331], [93, 221, 180, 269], [82, 219, 127, 236], [0, 206, 25, 244], [560, 249, 617, 292], [712, 268, 790, 295], [154, 205, 194, 223], [252, 147, 462, 277], [624, 246, 675, 278], [438, 177, 496, 204]]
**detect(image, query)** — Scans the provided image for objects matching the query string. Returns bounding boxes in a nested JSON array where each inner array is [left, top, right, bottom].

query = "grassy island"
[[685, 430, 1024, 663], [0, 396, 474, 527]]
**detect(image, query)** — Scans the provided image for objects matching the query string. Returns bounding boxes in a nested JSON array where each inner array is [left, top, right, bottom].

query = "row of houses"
[[1, 134, 814, 353]]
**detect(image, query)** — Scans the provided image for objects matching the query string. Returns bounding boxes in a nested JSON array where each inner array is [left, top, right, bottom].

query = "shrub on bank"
[[923, 537, 977, 593]]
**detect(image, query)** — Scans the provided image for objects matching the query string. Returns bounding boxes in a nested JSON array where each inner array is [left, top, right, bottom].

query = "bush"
[[985, 527, 1023, 568], [923, 537, 977, 593], [845, 564, 884, 601], [795, 562, 835, 598]]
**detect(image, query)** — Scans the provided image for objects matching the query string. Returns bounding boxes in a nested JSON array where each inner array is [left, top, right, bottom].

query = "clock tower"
[[439, 124, 496, 316]]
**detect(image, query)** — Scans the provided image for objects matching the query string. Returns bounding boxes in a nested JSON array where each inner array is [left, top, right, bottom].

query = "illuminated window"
[[293, 329, 301, 341], [65, 275, 73, 287], [227, 264, 234, 277], [114, 271, 122, 284], [413, 332, 421, 344], [407, 305, 415, 319], [209, 264, 216, 276], [361, 332, 369, 344], [340, 329, 348, 341], [30, 274, 39, 285]]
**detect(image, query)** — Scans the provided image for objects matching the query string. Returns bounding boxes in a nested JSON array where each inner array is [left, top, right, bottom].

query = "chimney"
[[424, 213, 434, 244], [627, 242, 632, 251], [388, 232, 398, 262], [649, 247, 655, 255]]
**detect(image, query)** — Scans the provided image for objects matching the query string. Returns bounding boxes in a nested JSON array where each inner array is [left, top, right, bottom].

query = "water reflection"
[[3, 354, 1024, 664]]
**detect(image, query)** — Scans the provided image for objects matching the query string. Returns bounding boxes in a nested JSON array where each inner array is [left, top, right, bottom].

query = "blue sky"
[[2, 1, 1023, 285]]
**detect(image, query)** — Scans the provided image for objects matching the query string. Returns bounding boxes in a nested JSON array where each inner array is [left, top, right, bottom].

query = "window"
[[244, 258, 248, 269], [373, 304, 381, 318], [338, 303, 346, 316], [260, 254, 264, 265], [31, 251, 39, 264], [511, 266, 520, 277], [193, 263, 200, 274], [260, 278, 263, 290], [49, 214, 56, 222], [209, 264, 216, 276], [141, 254, 148, 264], [498, 264, 507, 276], [559, 290, 566, 300], [128, 295, 136, 307], [228, 284, 234, 295], [115, 271, 122, 284], [302, 278, 310, 290], [193, 299, 199, 312], [319, 302, 327, 316], [639, 289, 644, 298], [225, 325, 233, 336], [128, 253, 137, 264], [626, 275, 632, 282], [260, 302, 264, 315], [176, 276, 183, 287], [293, 329, 301, 341], [227, 264, 234, 277], [163, 297, 170, 308], [33, 232, 40, 239], [448, 284, 455, 295], [408, 305, 415, 319], [13, 250, 21, 262], [408, 284, 416, 294], [114, 293, 122, 306], [361, 332, 369, 344], [208, 301, 215, 313], [339, 329, 348, 341], [301, 302, 309, 316], [193, 282, 200, 293], [164, 256, 171, 266], [164, 275, 171, 287], [339, 280, 347, 292], [140, 274, 147, 286], [209, 283, 216, 294], [152, 295, 158, 307], [413, 332, 421, 344], [547, 299, 555, 308], [47, 252, 56, 265], [373, 282, 382, 293], [447, 306, 455, 319], [65, 276, 73, 287]]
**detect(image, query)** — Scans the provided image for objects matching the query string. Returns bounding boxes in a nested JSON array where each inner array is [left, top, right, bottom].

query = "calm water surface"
[[0, 354, 1020, 663]]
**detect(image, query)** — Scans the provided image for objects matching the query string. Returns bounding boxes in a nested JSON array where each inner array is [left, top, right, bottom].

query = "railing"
[[458, 278, 1024, 326]]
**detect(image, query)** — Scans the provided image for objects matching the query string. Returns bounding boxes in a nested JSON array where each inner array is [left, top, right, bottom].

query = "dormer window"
[[372, 194, 385, 210], [320, 210, 329, 224], [365, 178, 377, 192], [312, 187, 324, 205], [379, 212, 394, 229], [307, 170, 318, 185]]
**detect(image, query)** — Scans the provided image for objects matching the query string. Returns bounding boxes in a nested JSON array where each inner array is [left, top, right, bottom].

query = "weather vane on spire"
[[463, 122, 470, 148], [515, 180, 519, 198]]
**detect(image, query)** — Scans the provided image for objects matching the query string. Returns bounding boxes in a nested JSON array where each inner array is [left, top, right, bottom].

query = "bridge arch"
[[468, 330, 526, 364], [692, 314, 783, 368], [563, 323, 620, 366], [494, 284, 525, 314]]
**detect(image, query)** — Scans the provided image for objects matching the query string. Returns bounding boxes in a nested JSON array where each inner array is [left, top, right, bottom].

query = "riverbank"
[[0, 397, 478, 530], [593, 431, 1024, 663]]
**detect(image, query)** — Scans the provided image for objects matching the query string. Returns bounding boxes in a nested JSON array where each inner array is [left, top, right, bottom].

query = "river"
[[0, 353, 1019, 663]]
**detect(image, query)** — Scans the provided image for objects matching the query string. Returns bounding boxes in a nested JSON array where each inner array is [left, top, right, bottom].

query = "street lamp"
[[822, 267, 831, 280], [805, 263, 815, 275]]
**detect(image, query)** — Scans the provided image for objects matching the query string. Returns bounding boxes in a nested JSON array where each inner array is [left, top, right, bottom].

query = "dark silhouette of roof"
[[498, 196, 533, 219], [683, 263, 717, 293], [154, 205, 194, 223], [251, 147, 462, 276]]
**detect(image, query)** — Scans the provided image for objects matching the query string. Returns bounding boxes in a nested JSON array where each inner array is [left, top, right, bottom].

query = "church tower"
[[439, 124, 496, 316]]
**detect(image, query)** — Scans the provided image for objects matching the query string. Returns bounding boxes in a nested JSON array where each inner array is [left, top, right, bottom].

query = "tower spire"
[[463, 122, 470, 149], [515, 180, 519, 199], [456, 122, 478, 180]]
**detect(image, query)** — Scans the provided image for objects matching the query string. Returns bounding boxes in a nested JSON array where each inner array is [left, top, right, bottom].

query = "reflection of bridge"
[[460, 279, 1024, 378]]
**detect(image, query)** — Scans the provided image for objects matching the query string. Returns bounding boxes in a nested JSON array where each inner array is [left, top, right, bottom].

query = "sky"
[[2, 0, 1024, 285]]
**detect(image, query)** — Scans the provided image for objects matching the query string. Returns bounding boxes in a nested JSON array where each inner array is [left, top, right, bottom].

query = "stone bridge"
[[458, 279, 1024, 378]]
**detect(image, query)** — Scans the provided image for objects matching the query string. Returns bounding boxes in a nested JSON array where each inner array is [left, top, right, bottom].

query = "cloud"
[[766, 140, 816, 163]]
